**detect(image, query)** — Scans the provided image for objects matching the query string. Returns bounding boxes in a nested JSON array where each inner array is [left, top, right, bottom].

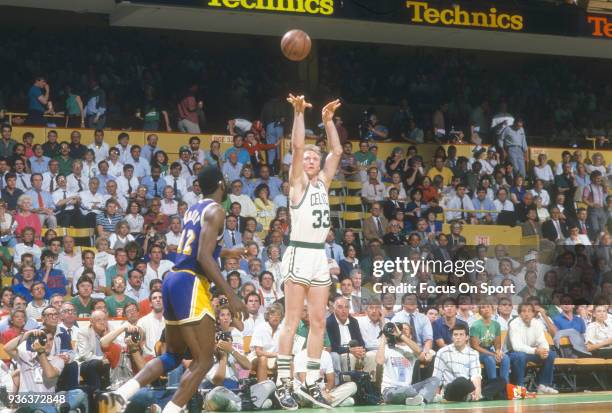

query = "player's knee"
[[308, 317, 325, 332], [159, 352, 183, 373]]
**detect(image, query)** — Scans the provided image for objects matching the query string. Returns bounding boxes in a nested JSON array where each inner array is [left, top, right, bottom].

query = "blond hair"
[[304, 144, 321, 156]]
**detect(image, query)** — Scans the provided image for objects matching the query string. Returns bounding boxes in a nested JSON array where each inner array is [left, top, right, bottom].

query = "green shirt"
[[469, 318, 501, 349], [105, 264, 133, 288], [55, 156, 74, 176], [296, 320, 331, 350], [354, 151, 376, 168], [71, 296, 94, 318], [105, 295, 137, 317], [0, 246, 12, 276]]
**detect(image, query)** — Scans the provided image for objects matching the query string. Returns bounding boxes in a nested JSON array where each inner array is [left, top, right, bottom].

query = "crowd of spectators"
[[0, 96, 611, 410], [0, 29, 611, 146]]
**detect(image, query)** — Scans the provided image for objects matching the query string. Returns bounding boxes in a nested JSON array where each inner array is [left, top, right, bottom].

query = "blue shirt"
[[96, 173, 116, 195], [30, 156, 51, 174], [13, 283, 35, 302], [391, 310, 433, 346], [240, 177, 256, 198], [141, 175, 165, 199], [553, 313, 586, 334], [433, 317, 469, 349], [472, 196, 497, 220], [140, 144, 160, 163], [224, 147, 250, 166], [28, 86, 45, 112], [26, 189, 55, 210], [256, 177, 282, 199], [222, 162, 243, 183]]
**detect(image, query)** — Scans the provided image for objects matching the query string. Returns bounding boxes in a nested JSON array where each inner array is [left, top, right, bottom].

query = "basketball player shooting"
[[274, 95, 342, 410], [99, 167, 248, 413]]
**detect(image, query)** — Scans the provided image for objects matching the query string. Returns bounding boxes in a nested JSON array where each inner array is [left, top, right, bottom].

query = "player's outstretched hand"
[[322, 99, 341, 123], [221, 247, 248, 260], [228, 294, 249, 322], [287, 94, 312, 114]]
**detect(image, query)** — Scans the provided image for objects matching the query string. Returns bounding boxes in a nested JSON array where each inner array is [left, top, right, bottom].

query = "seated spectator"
[[1, 173, 24, 212], [14, 226, 42, 268], [382, 219, 406, 246], [363, 202, 387, 244], [508, 303, 558, 394], [5, 328, 88, 411], [251, 302, 283, 382], [254, 184, 275, 231], [74, 250, 106, 297], [361, 166, 385, 205], [25, 281, 49, 319], [12, 264, 38, 302], [14, 195, 42, 243], [327, 296, 367, 373], [552, 297, 586, 335], [71, 275, 95, 318], [338, 245, 360, 281], [0, 308, 26, 344], [376, 322, 440, 405], [445, 183, 475, 223], [469, 303, 510, 383], [143, 198, 170, 234], [39, 250, 68, 297], [109, 221, 136, 251], [434, 324, 506, 402], [585, 304, 612, 358], [383, 188, 405, 221], [126, 268, 150, 303], [77, 310, 113, 390], [96, 198, 124, 238], [433, 298, 469, 350], [105, 275, 137, 317]]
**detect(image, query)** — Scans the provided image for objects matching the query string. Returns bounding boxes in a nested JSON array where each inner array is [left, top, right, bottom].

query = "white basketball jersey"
[[289, 179, 330, 245]]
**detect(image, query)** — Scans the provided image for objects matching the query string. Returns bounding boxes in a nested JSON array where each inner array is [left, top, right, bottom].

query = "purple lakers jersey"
[[173, 198, 223, 274]]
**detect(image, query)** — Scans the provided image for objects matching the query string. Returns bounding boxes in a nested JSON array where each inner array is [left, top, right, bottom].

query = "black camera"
[[382, 322, 403, 348], [127, 330, 141, 343], [27, 332, 48, 348], [216, 331, 232, 343], [219, 297, 229, 306]]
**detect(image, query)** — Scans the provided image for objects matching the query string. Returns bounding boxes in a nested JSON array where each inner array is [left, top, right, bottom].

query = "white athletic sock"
[[161, 401, 183, 413], [305, 357, 321, 386], [115, 378, 141, 402]]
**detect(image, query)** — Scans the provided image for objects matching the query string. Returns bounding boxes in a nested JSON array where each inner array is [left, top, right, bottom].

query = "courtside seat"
[[329, 180, 345, 196], [553, 358, 577, 366], [344, 195, 364, 212], [574, 358, 608, 366], [344, 181, 362, 195], [43, 227, 68, 237]]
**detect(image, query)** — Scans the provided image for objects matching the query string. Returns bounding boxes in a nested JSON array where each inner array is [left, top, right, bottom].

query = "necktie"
[[173, 178, 178, 197], [376, 217, 382, 234], [581, 222, 586, 235], [184, 162, 193, 175], [409, 313, 417, 341], [19, 174, 27, 189], [37, 191, 44, 209], [77, 178, 83, 192], [49, 176, 54, 192], [63, 190, 67, 200], [231, 231, 236, 246], [127, 179, 132, 194], [153, 179, 158, 197], [329, 245, 335, 259], [460, 197, 465, 220]]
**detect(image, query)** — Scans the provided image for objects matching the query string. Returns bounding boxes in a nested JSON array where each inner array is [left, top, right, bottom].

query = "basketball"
[[281, 29, 311, 61]]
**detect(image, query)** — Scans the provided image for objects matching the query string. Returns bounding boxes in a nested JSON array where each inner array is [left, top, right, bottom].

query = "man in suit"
[[363, 202, 387, 244], [327, 296, 368, 374], [383, 187, 405, 220], [338, 278, 363, 315], [77, 310, 112, 390], [447, 222, 466, 254], [349, 268, 375, 307], [223, 214, 242, 248], [542, 206, 568, 242], [572, 208, 593, 241]]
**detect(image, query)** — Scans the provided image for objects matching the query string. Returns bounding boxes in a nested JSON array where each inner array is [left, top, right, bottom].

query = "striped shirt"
[[433, 344, 481, 388], [96, 213, 124, 234]]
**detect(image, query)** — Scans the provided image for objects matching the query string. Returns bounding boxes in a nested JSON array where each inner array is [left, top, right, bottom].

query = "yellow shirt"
[[426, 166, 454, 187]]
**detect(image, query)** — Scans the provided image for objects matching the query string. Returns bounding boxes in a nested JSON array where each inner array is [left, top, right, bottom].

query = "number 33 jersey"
[[289, 179, 330, 244]]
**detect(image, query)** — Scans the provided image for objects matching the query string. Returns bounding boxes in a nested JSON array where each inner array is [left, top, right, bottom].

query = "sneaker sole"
[[98, 394, 124, 413], [294, 386, 332, 410], [273, 393, 299, 411], [405, 395, 424, 406]]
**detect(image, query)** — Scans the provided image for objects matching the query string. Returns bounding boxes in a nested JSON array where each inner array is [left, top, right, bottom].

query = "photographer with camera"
[[376, 322, 440, 405], [5, 326, 88, 413]]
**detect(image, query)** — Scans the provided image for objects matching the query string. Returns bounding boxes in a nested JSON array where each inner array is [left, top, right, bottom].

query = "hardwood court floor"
[[251, 391, 612, 413]]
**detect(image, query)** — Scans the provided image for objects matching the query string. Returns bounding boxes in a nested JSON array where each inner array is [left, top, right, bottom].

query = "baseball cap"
[[179, 145, 191, 153]]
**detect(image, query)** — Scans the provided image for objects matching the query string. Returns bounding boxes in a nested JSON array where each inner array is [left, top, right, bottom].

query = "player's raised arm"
[[321, 99, 343, 187], [198, 204, 248, 320], [287, 94, 311, 189]]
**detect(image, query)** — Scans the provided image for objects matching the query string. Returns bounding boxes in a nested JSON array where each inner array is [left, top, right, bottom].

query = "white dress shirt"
[[88, 142, 110, 162], [15, 172, 32, 191], [67, 174, 89, 193], [357, 316, 382, 351], [79, 190, 106, 214], [116, 176, 140, 199], [164, 175, 188, 199], [507, 317, 549, 354], [116, 144, 133, 165], [107, 160, 124, 177], [42, 172, 59, 193], [446, 194, 475, 221]]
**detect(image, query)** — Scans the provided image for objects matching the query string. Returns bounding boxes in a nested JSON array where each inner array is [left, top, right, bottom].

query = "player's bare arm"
[[287, 93, 311, 204], [198, 204, 248, 320], [320, 99, 343, 189]]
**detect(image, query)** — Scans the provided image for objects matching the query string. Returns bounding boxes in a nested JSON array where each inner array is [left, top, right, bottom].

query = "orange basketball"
[[281, 29, 311, 62]]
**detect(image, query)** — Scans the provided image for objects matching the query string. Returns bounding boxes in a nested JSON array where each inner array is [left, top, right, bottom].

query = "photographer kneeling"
[[376, 322, 440, 405], [5, 328, 88, 413]]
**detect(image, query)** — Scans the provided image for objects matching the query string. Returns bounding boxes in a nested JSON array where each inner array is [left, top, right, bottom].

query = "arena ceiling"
[[1, 0, 611, 59]]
